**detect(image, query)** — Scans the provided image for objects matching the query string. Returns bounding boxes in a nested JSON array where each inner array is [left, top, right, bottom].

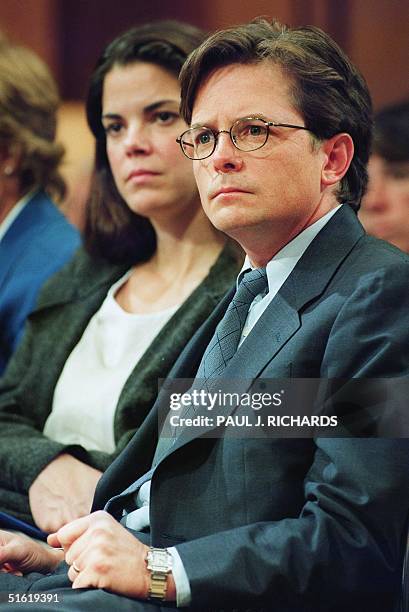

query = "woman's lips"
[[126, 170, 160, 183]]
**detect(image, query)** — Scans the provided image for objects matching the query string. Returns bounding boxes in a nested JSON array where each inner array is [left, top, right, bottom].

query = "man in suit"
[[0, 18, 408, 612]]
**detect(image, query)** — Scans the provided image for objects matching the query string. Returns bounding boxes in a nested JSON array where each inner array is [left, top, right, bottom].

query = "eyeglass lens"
[[181, 118, 270, 159]]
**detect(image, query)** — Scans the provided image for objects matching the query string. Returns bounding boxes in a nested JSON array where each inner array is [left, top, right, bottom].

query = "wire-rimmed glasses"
[[177, 116, 313, 160]]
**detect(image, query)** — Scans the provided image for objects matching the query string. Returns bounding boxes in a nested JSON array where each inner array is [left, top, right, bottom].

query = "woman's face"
[[102, 62, 198, 220]]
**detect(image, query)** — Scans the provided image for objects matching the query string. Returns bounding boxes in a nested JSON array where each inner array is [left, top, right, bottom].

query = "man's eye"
[[196, 132, 212, 145], [241, 123, 267, 137], [248, 125, 263, 136]]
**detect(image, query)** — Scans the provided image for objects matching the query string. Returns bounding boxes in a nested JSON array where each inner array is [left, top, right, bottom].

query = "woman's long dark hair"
[[84, 21, 206, 264]]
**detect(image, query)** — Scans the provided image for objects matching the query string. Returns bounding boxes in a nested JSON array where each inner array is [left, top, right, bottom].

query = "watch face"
[[147, 548, 172, 572]]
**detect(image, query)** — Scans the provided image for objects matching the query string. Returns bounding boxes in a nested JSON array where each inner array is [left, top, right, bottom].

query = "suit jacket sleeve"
[[0, 317, 94, 495]]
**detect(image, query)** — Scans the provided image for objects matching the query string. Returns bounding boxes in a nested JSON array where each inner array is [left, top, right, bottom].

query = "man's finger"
[[72, 567, 95, 590], [50, 513, 93, 550], [47, 532, 61, 548], [67, 563, 80, 584]]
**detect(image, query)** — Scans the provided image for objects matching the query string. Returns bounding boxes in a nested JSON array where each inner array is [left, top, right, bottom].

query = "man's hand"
[[0, 530, 63, 575], [28, 454, 103, 532], [48, 511, 176, 601]]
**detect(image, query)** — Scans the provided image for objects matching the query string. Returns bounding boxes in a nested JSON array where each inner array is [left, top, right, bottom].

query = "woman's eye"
[[154, 111, 178, 124], [104, 122, 123, 136]]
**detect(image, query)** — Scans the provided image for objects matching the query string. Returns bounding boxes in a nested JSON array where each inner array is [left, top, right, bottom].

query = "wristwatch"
[[145, 547, 173, 600]]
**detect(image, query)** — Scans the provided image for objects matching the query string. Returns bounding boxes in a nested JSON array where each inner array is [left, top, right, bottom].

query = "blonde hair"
[[0, 41, 65, 201]]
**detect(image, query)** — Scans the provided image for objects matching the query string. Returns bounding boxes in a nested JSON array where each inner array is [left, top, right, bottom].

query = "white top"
[[0, 190, 35, 242], [43, 271, 179, 453]]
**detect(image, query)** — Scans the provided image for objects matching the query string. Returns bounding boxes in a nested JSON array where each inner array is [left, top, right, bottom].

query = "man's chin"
[[205, 206, 258, 233], [209, 217, 255, 239]]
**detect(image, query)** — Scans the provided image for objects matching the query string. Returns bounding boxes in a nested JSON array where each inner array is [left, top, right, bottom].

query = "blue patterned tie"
[[152, 267, 268, 465], [196, 267, 267, 383]]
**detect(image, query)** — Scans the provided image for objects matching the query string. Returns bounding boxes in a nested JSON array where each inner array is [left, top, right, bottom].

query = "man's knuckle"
[[91, 526, 109, 541], [94, 510, 108, 521], [94, 559, 110, 574]]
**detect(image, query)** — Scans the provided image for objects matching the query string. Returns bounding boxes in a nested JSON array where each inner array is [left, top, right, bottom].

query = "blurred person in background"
[[0, 40, 81, 374], [0, 21, 241, 533], [359, 100, 409, 252]]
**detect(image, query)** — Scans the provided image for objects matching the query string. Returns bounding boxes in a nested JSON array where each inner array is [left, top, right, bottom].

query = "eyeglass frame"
[[176, 116, 315, 160]]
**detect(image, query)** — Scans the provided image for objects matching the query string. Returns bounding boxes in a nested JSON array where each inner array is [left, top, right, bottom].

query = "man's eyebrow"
[[189, 113, 272, 129], [250, 113, 270, 121]]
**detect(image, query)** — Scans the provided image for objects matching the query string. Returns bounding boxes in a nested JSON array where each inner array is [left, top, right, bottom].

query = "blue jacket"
[[0, 191, 80, 374]]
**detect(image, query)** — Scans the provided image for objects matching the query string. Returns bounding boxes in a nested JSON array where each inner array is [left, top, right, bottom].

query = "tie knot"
[[195, 266, 267, 383], [235, 267, 267, 306]]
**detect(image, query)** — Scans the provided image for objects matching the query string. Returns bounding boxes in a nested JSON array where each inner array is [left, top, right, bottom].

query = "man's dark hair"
[[84, 20, 205, 264], [180, 18, 373, 211], [372, 99, 409, 163]]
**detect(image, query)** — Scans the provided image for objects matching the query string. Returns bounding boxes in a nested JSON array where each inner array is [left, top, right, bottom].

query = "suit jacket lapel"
[[162, 287, 236, 379], [224, 205, 365, 379]]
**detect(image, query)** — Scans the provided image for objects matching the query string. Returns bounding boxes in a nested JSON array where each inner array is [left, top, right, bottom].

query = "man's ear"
[[320, 133, 354, 188]]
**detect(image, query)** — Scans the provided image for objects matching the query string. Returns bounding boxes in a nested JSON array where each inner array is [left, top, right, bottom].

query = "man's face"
[[359, 154, 409, 253], [191, 61, 337, 260]]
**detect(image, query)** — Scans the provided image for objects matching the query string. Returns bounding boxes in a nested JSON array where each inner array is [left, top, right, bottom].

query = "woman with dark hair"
[[0, 21, 241, 533], [0, 40, 80, 374]]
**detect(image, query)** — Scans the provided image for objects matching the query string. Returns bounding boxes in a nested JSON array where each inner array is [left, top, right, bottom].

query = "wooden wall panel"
[[56, 0, 206, 99], [347, 0, 409, 108], [1, 0, 407, 108], [0, 0, 60, 78], [202, 0, 293, 29]]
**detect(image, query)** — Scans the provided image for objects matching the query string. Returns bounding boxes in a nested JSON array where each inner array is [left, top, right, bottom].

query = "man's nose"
[[212, 131, 243, 173]]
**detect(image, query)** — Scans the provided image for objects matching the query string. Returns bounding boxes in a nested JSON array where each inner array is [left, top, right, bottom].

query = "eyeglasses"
[[177, 116, 313, 160]]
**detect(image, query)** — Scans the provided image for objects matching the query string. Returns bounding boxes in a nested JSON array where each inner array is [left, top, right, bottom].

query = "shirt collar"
[[237, 204, 342, 291]]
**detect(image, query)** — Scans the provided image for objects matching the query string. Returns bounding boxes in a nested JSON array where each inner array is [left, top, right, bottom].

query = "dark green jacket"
[[0, 244, 241, 523]]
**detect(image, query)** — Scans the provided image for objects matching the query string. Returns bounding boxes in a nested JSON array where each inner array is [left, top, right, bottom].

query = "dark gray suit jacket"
[[93, 206, 409, 611]]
